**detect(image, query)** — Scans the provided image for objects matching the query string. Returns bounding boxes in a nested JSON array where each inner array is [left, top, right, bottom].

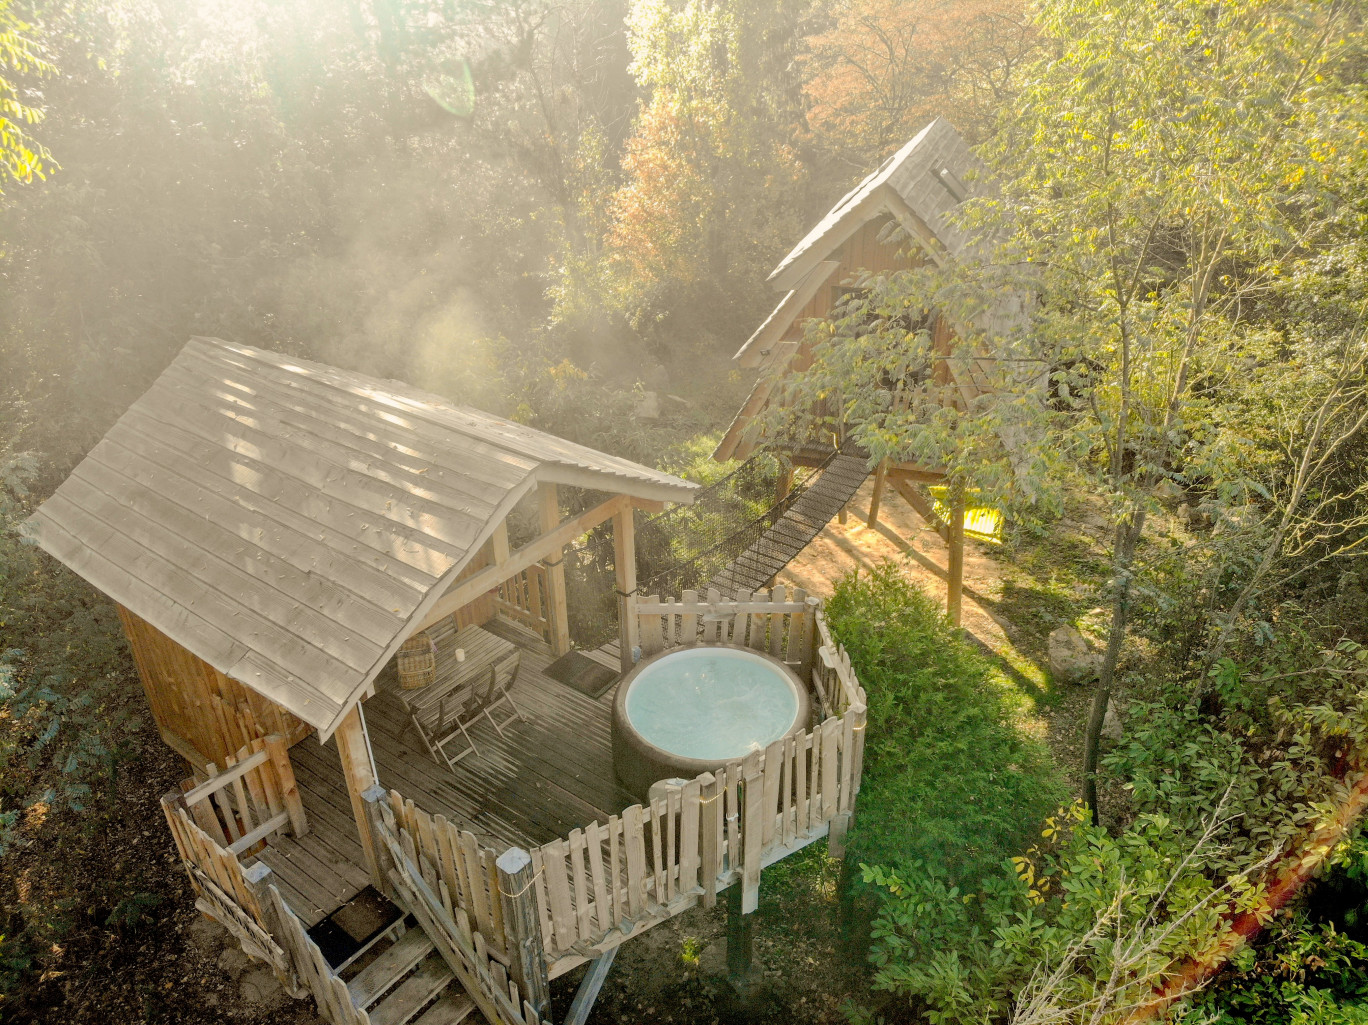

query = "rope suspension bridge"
[[564, 450, 872, 645]]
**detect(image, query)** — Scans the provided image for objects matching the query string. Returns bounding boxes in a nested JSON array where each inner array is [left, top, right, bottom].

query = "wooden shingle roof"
[[23, 337, 697, 737], [767, 117, 985, 293]]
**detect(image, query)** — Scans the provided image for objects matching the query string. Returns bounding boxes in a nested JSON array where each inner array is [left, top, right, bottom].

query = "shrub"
[[1182, 830, 1368, 1025], [823, 563, 1065, 1017], [826, 562, 1065, 892]]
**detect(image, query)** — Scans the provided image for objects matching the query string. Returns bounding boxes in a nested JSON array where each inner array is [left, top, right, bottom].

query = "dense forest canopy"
[[1, 0, 1017, 475], [3, 1, 1368, 1024]]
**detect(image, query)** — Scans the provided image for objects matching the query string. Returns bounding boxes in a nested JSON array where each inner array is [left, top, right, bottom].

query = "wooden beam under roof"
[[411, 494, 631, 636]]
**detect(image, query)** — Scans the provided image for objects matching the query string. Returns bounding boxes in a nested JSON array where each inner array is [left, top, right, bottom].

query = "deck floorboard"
[[263, 620, 633, 924]]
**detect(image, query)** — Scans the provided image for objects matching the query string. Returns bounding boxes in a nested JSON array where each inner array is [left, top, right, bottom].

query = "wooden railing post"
[[613, 500, 638, 674], [740, 751, 764, 914], [361, 785, 399, 902], [538, 482, 572, 656], [263, 733, 307, 837], [867, 458, 887, 528], [334, 705, 383, 891], [699, 772, 723, 909], [496, 847, 552, 1020], [947, 485, 965, 627]]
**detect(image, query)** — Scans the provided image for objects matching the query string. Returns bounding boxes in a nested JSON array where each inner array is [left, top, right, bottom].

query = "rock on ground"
[[1049, 625, 1100, 686]]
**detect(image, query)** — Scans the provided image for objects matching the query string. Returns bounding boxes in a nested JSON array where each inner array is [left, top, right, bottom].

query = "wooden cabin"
[[24, 337, 869, 1025], [714, 118, 1014, 623]]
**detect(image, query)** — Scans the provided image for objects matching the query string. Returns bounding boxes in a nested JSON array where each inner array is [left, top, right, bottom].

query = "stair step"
[[349, 929, 436, 1008], [368, 955, 454, 1025], [414, 991, 476, 1025]]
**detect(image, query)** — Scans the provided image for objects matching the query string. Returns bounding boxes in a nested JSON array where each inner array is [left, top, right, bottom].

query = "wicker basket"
[[397, 632, 437, 690]]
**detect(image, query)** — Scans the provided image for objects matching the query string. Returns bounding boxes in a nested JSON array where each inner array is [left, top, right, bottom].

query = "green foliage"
[[0, 453, 141, 855], [1185, 832, 1368, 1025], [826, 563, 1064, 889], [0, 0, 54, 191], [857, 801, 1270, 1024], [1106, 622, 1368, 877]]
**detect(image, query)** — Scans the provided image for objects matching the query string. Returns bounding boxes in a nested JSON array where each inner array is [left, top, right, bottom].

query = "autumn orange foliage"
[[607, 95, 715, 289], [803, 0, 1036, 163]]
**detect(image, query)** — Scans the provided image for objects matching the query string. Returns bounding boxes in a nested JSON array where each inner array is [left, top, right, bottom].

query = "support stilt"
[[564, 947, 617, 1025]]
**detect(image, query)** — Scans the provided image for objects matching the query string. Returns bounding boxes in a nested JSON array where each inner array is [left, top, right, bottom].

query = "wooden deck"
[[254, 620, 632, 926]]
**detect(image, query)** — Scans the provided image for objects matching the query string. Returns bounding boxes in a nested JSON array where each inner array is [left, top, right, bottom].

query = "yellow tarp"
[[928, 486, 1004, 545]]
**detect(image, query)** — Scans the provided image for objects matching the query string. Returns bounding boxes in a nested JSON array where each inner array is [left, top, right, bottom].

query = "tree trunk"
[[1083, 509, 1146, 824]]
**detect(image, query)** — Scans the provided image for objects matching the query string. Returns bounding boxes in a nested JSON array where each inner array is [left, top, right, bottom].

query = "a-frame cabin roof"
[[735, 118, 988, 372], [717, 119, 998, 462], [23, 337, 697, 738], [765, 116, 984, 296]]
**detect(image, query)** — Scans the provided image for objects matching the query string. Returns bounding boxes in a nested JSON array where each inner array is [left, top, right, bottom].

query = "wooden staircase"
[[707, 453, 871, 593], [345, 927, 479, 1025]]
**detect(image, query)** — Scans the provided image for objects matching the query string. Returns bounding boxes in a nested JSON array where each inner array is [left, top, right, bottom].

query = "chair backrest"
[[482, 649, 521, 703]]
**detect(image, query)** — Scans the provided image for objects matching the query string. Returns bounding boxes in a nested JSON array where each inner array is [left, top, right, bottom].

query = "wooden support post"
[[867, 459, 888, 528], [263, 733, 307, 837], [774, 464, 794, 505], [725, 884, 755, 983], [496, 847, 552, 1020], [613, 504, 638, 675], [947, 486, 966, 627], [837, 504, 848, 525], [538, 482, 572, 657], [740, 753, 763, 914], [491, 519, 511, 565], [699, 772, 723, 909], [564, 947, 617, 1025], [334, 705, 383, 890]]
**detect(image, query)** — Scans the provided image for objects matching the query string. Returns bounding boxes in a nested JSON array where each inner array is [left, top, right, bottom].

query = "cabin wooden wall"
[[784, 216, 922, 339], [121, 537, 503, 771], [117, 606, 312, 769], [450, 542, 495, 629]]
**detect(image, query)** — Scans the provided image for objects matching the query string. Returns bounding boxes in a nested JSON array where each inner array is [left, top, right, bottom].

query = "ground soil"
[[4, 478, 1107, 1025]]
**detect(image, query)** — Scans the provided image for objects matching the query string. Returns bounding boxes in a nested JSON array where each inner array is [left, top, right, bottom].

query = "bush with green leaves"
[[824, 563, 1063, 1017], [826, 563, 1064, 892], [0, 452, 141, 854], [1182, 830, 1368, 1025], [1105, 618, 1368, 879], [854, 799, 1272, 1025]]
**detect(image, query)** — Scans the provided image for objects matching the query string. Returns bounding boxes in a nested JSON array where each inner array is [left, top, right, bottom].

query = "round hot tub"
[[612, 644, 810, 799]]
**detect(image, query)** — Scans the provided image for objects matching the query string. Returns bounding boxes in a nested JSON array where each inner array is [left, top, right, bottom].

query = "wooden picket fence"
[[369, 788, 510, 964], [161, 793, 292, 978], [525, 696, 866, 966], [263, 885, 371, 1024], [157, 590, 868, 1025], [524, 588, 868, 967], [633, 585, 818, 672]]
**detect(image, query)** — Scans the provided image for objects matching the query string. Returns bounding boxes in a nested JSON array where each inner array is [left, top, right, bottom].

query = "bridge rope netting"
[[562, 451, 831, 647]]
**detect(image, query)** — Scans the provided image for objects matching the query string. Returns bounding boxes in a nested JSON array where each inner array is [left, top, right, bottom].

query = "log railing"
[[494, 563, 552, 645], [364, 788, 549, 1025], [179, 734, 307, 855]]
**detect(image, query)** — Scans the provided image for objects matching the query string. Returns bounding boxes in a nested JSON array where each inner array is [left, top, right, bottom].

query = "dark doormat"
[[544, 650, 619, 699], [307, 885, 405, 969]]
